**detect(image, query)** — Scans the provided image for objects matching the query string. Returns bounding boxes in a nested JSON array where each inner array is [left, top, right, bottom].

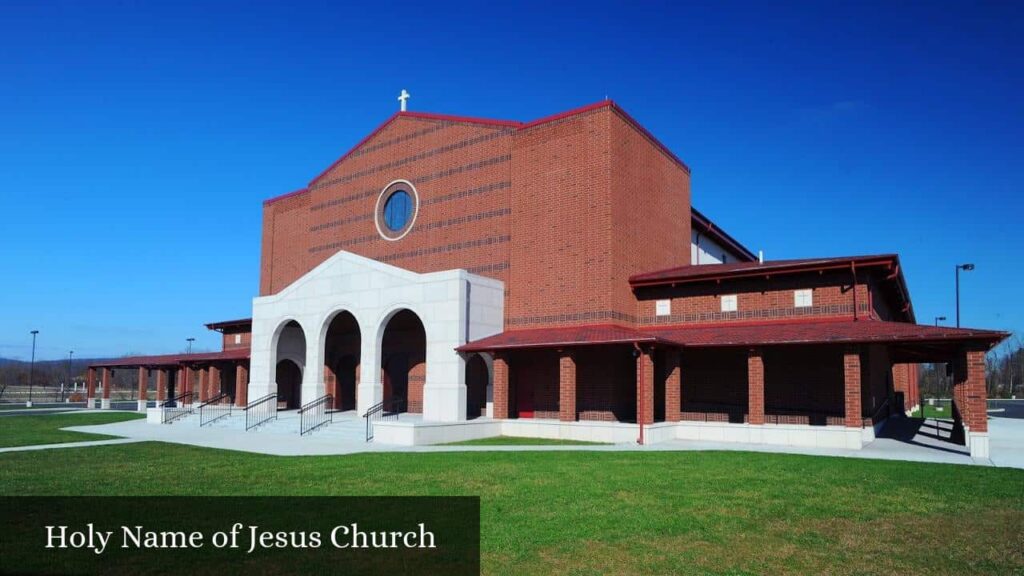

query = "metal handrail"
[[363, 397, 405, 442], [161, 392, 195, 424], [299, 394, 333, 436], [245, 393, 278, 431], [199, 393, 233, 427]]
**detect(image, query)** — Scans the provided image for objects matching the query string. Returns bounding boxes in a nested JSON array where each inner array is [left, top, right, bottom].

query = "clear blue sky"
[[1, 1, 1021, 360]]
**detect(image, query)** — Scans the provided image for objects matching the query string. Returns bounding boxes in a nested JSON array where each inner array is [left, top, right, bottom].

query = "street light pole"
[[955, 263, 975, 328], [28, 330, 39, 407], [65, 350, 73, 403], [934, 316, 946, 327]]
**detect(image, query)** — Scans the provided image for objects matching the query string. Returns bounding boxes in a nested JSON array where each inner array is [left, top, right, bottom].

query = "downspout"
[[634, 342, 645, 445]]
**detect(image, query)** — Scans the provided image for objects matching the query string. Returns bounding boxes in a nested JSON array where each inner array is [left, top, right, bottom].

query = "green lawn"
[[912, 404, 955, 419], [444, 435, 610, 446], [1, 443, 1022, 575], [0, 412, 143, 448]]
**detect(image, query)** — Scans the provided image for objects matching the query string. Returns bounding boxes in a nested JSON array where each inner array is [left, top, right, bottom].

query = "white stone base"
[[146, 408, 164, 424], [101, 398, 111, 410], [137, 400, 148, 412], [968, 432, 989, 459], [677, 420, 864, 450], [87, 397, 95, 409], [24, 400, 33, 408], [373, 418, 868, 449]]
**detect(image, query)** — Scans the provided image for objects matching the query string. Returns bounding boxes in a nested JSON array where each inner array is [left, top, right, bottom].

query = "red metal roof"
[[630, 254, 900, 286], [457, 324, 664, 352], [88, 347, 250, 368], [205, 318, 253, 332], [456, 319, 1008, 353], [646, 318, 1008, 348]]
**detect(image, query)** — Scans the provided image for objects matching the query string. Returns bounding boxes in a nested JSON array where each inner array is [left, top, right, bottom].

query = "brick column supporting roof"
[[86, 368, 96, 400], [156, 369, 167, 404], [636, 350, 654, 426], [101, 368, 111, 400], [747, 349, 764, 425], [558, 350, 577, 422], [844, 348, 862, 428], [665, 349, 682, 423], [493, 354, 510, 419], [235, 363, 249, 407], [137, 367, 147, 402]]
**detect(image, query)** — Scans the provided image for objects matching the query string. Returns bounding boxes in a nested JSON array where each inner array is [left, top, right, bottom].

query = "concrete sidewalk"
[[4, 415, 1005, 468]]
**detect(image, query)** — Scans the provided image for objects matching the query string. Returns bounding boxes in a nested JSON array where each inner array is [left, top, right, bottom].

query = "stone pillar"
[[137, 367, 148, 412], [747, 348, 765, 425], [156, 369, 167, 406], [665, 349, 682, 423], [558, 350, 576, 422], [86, 367, 96, 408], [101, 367, 112, 409], [493, 353, 510, 419], [209, 365, 221, 401], [235, 363, 249, 407], [636, 349, 654, 425], [198, 367, 209, 402], [844, 348, 862, 428]]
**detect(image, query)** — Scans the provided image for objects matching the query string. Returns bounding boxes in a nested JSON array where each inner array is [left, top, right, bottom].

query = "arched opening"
[[465, 354, 489, 420], [380, 309, 426, 413], [324, 311, 360, 412], [276, 359, 302, 410], [274, 320, 306, 410]]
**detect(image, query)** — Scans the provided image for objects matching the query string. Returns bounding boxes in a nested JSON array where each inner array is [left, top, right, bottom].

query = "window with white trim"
[[794, 289, 813, 308], [721, 294, 738, 313], [234, 334, 242, 344]]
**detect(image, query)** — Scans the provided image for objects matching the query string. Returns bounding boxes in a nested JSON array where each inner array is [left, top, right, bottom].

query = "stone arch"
[[377, 308, 426, 413], [321, 310, 361, 412], [272, 319, 306, 409], [465, 353, 490, 420]]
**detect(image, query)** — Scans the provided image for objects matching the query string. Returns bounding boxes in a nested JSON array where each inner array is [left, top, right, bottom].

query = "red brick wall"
[[261, 116, 515, 295], [609, 110, 690, 325], [680, 347, 749, 423], [764, 345, 846, 425], [844, 349, 862, 428], [507, 107, 615, 327], [222, 331, 251, 351], [638, 273, 872, 326], [261, 105, 693, 332]]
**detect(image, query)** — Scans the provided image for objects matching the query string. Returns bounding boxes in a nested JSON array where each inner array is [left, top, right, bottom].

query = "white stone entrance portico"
[[248, 250, 504, 421]]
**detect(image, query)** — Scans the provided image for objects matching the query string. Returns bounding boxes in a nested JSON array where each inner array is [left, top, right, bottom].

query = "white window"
[[655, 299, 671, 317], [234, 334, 242, 344], [721, 294, 738, 313], [794, 289, 813, 308]]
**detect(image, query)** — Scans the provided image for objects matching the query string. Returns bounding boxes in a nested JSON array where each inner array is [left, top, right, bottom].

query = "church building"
[[87, 98, 1007, 457]]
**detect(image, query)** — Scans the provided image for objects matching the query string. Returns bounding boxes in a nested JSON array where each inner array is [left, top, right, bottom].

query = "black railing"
[[199, 393, 233, 427], [245, 393, 278, 431], [299, 394, 333, 436], [161, 392, 194, 424], [363, 397, 405, 442]]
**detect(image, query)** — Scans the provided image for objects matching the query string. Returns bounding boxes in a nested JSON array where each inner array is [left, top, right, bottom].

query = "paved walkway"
[[0, 438, 143, 453], [4, 413, 1022, 468]]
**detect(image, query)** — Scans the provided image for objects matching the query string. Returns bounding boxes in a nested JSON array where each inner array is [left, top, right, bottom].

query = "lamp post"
[[934, 316, 946, 327], [65, 350, 73, 403], [955, 263, 975, 328], [186, 337, 195, 355], [27, 330, 39, 407]]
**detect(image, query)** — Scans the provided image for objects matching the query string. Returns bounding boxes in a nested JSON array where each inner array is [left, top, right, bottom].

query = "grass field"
[[444, 435, 610, 446], [0, 412, 143, 448], [1, 440, 1022, 575], [912, 404, 955, 419]]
